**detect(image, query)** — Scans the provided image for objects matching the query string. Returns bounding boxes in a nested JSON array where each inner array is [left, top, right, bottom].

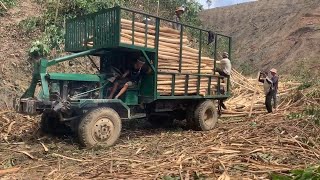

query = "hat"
[[142, 17, 151, 22], [222, 52, 229, 57], [175, 6, 185, 12], [137, 57, 146, 64], [270, 68, 277, 74]]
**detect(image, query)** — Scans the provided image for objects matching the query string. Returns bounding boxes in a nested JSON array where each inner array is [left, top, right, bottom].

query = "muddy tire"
[[78, 107, 121, 148], [194, 100, 218, 131], [40, 111, 70, 135]]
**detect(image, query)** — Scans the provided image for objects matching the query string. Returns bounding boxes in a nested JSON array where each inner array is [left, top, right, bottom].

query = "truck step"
[[129, 113, 146, 119]]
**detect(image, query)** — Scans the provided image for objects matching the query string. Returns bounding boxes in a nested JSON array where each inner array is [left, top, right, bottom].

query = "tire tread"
[[78, 107, 121, 147]]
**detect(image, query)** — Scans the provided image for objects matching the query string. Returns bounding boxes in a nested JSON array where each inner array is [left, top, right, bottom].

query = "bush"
[[29, 40, 50, 58], [239, 60, 256, 75], [271, 166, 320, 180], [19, 17, 42, 34], [287, 106, 320, 125], [0, 0, 17, 15], [44, 25, 64, 50]]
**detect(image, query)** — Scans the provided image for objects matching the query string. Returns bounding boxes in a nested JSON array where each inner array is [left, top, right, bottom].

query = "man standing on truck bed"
[[172, 6, 185, 31], [108, 57, 150, 99], [258, 68, 279, 113]]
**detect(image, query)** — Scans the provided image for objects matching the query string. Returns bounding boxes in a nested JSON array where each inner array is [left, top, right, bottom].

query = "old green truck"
[[14, 6, 232, 147]]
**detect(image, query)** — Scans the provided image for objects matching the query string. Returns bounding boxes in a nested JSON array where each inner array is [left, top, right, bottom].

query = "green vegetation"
[[162, 172, 206, 180], [271, 166, 320, 180], [292, 59, 320, 86], [0, 0, 17, 15], [239, 60, 256, 75], [29, 40, 50, 58], [24, 0, 204, 58], [19, 17, 42, 34], [287, 106, 320, 125]]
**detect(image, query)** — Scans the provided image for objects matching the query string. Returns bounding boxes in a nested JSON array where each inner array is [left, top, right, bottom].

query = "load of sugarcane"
[[85, 18, 224, 95]]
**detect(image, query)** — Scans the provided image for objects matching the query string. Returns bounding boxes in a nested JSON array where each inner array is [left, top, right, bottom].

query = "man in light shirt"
[[214, 52, 231, 110], [216, 52, 231, 77], [258, 68, 279, 113]]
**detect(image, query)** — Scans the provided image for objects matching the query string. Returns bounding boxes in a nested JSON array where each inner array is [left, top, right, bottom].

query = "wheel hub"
[[93, 118, 114, 141], [204, 109, 213, 123]]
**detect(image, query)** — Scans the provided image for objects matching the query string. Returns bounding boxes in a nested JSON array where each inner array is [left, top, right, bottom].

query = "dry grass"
[[0, 103, 319, 179]]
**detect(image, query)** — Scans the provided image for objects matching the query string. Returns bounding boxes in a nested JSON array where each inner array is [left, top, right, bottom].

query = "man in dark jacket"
[[258, 68, 279, 113]]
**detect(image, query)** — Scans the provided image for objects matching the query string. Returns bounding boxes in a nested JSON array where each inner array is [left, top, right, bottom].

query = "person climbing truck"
[[215, 52, 232, 110], [108, 57, 151, 99], [258, 68, 279, 113], [215, 52, 231, 78]]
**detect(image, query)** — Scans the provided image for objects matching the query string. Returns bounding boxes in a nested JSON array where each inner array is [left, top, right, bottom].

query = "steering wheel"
[[110, 66, 123, 77]]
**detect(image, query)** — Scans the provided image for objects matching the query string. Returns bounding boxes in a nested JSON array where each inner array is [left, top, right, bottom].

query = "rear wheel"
[[78, 107, 122, 148], [194, 100, 218, 131]]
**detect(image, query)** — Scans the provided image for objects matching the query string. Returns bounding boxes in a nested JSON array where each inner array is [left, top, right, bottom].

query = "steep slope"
[[200, 0, 320, 74], [0, 0, 42, 108]]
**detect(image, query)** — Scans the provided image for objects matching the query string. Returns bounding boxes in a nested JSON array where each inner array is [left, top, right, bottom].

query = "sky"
[[198, 0, 257, 9]]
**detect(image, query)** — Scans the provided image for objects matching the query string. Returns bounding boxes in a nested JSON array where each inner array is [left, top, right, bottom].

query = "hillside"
[[200, 0, 320, 74], [0, 0, 42, 108]]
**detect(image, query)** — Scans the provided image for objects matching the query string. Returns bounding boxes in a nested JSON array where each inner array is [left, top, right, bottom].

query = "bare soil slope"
[[200, 0, 320, 73], [0, 0, 42, 108]]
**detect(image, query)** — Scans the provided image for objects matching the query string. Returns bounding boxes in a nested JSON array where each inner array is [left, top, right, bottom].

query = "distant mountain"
[[200, 0, 320, 75]]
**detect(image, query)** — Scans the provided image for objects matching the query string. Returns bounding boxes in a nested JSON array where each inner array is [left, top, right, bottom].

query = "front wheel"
[[194, 100, 218, 131], [78, 107, 122, 148]]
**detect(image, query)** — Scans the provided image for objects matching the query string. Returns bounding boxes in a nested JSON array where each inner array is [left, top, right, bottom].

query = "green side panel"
[[124, 91, 138, 105], [47, 73, 101, 82], [140, 75, 154, 100], [65, 16, 88, 52], [65, 7, 120, 52], [71, 99, 130, 118], [94, 7, 120, 49], [157, 95, 229, 100], [73, 99, 127, 107]]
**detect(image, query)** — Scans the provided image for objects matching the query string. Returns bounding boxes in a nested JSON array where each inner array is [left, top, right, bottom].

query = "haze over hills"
[[200, 0, 320, 74]]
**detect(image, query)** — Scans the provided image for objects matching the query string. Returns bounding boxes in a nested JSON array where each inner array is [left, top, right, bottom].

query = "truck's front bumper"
[[13, 98, 42, 115]]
